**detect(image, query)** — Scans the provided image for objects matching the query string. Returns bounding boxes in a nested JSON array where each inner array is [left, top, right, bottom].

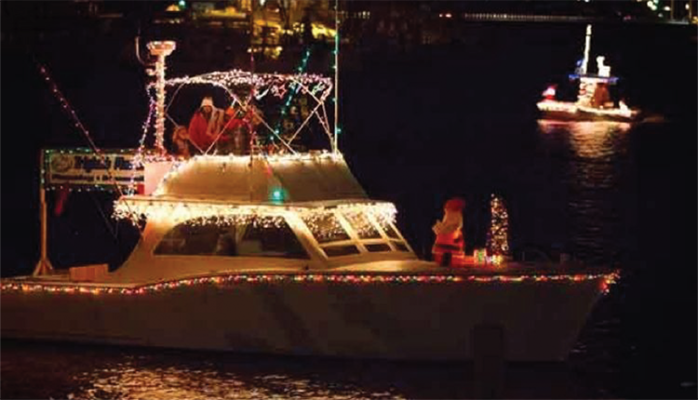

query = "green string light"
[[271, 48, 312, 144]]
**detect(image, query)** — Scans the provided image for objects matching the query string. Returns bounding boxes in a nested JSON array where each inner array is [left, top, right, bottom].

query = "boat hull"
[[538, 106, 638, 123], [1, 275, 607, 361]]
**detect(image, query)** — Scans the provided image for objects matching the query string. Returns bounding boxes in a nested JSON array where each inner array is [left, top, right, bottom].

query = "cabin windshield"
[[154, 216, 309, 259], [300, 210, 412, 257]]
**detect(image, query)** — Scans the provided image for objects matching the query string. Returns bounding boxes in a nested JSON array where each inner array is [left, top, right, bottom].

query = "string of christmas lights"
[[36, 63, 127, 199], [113, 198, 397, 228], [487, 194, 510, 256], [159, 70, 332, 100], [144, 69, 333, 156], [273, 48, 312, 142], [0, 271, 619, 297]]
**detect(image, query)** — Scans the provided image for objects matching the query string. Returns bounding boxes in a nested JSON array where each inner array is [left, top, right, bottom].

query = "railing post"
[[33, 150, 54, 276]]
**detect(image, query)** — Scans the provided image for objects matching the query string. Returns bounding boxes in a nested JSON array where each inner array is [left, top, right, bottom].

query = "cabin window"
[[342, 211, 381, 239], [155, 216, 309, 259], [322, 245, 360, 257], [155, 223, 219, 255], [375, 218, 401, 240], [301, 213, 350, 243], [365, 243, 392, 253], [392, 241, 410, 252]]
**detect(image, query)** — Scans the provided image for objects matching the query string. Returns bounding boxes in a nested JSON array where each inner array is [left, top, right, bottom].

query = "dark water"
[[2, 17, 696, 399]]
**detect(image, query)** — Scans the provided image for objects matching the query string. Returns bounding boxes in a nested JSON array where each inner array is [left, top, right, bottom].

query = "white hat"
[[201, 97, 214, 108]]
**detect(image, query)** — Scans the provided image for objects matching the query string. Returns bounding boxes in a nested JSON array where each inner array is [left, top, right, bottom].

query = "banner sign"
[[43, 148, 144, 190]]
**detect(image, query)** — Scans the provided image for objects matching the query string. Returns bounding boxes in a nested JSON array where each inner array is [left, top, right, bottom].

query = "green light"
[[271, 188, 285, 203], [178, 0, 186, 8]]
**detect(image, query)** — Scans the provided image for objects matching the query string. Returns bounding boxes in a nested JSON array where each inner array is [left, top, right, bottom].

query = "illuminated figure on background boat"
[[432, 197, 466, 267]]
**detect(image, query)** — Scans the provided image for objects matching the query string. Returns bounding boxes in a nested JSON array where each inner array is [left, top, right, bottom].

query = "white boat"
[[537, 24, 641, 123], [1, 41, 617, 362]]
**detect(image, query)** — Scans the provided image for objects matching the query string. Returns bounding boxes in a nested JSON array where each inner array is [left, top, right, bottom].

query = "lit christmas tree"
[[487, 194, 509, 257]]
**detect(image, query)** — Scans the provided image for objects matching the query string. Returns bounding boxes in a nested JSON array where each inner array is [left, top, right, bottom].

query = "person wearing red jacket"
[[188, 97, 222, 153]]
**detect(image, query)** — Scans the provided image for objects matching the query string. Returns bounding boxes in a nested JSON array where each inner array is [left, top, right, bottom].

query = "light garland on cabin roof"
[[342, 209, 381, 239], [113, 199, 397, 228], [301, 212, 349, 242], [0, 271, 619, 297]]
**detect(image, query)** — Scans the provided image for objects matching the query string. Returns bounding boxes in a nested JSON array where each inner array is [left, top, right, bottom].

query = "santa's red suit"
[[432, 198, 467, 267]]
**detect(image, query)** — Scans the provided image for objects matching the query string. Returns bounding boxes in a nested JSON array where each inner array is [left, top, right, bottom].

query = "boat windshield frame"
[[150, 206, 414, 263]]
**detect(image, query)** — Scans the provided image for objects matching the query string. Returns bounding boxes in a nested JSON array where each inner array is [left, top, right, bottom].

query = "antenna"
[[333, 0, 339, 154], [580, 24, 592, 75]]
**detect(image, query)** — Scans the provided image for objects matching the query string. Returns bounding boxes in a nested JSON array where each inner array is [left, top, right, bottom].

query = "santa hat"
[[444, 197, 466, 212], [201, 97, 214, 108]]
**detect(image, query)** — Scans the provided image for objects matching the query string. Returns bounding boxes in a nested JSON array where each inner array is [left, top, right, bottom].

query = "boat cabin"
[[108, 153, 416, 284]]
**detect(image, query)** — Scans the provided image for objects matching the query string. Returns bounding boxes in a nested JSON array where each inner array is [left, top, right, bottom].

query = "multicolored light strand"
[[36, 63, 126, 199], [1, 270, 619, 297]]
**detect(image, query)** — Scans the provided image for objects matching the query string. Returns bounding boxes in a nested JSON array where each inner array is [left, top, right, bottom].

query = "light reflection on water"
[[0, 343, 404, 400], [1, 340, 599, 399], [536, 120, 634, 397], [537, 120, 632, 265], [70, 359, 402, 400]]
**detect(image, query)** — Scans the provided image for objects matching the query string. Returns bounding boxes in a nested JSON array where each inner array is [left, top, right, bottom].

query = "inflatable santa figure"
[[432, 197, 466, 267]]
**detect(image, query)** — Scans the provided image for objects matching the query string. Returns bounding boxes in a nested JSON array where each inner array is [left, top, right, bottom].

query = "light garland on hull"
[[1, 271, 619, 297]]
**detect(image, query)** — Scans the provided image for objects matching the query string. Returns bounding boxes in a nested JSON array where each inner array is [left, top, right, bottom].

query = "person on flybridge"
[[188, 96, 223, 153], [218, 101, 263, 155]]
